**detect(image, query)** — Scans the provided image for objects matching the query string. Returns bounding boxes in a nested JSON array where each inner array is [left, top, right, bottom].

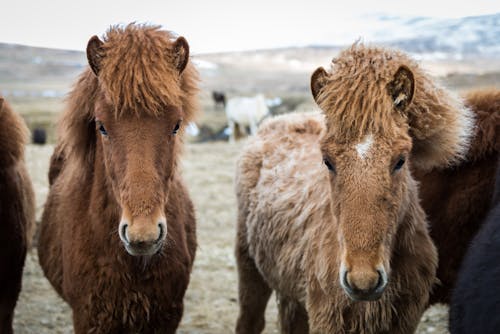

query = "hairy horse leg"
[[235, 239, 272, 334], [277, 294, 309, 334], [0, 279, 20, 334], [154, 321, 180, 334], [154, 303, 184, 334], [0, 301, 14, 334], [72, 308, 117, 334], [72, 310, 93, 334]]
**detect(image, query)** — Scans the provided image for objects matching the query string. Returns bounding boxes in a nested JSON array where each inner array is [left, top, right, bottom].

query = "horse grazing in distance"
[[413, 88, 500, 304], [37, 24, 199, 333], [235, 44, 474, 333], [0, 97, 35, 333], [212, 90, 226, 109], [225, 94, 269, 142], [32, 127, 47, 145], [449, 160, 500, 333]]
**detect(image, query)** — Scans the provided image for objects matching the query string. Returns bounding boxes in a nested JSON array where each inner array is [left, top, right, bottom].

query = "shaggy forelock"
[[317, 44, 415, 141], [57, 23, 199, 169], [317, 43, 475, 169], [98, 24, 196, 118]]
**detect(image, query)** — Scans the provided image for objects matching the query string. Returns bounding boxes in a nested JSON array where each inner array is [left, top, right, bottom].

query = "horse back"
[[236, 113, 326, 295]]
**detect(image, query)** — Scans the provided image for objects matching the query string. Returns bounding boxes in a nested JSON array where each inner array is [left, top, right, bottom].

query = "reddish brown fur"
[[37, 24, 198, 333], [0, 97, 35, 333], [414, 88, 500, 304], [235, 44, 473, 333]]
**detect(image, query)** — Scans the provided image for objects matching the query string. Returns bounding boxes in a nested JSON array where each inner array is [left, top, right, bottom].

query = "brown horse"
[[414, 88, 500, 304], [0, 97, 35, 333], [235, 44, 474, 333], [448, 155, 500, 333], [37, 24, 199, 333]]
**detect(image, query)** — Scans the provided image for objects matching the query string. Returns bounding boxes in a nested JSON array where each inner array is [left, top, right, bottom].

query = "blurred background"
[[1, 1, 499, 333]]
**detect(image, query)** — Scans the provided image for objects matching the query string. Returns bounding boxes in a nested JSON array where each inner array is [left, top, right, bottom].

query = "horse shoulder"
[[237, 113, 326, 294]]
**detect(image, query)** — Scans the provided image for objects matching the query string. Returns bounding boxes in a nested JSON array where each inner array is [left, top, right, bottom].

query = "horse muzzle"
[[119, 218, 167, 256], [340, 266, 388, 301]]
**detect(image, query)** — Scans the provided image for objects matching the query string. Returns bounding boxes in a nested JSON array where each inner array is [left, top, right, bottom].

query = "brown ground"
[[13, 142, 450, 333]]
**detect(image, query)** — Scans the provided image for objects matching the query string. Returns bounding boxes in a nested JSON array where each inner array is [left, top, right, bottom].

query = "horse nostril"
[[375, 269, 387, 292], [341, 267, 387, 301], [156, 223, 165, 243], [120, 223, 129, 243], [343, 269, 385, 292], [342, 270, 351, 290]]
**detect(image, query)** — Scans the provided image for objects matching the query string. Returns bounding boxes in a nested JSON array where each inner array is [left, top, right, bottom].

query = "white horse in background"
[[225, 94, 270, 142]]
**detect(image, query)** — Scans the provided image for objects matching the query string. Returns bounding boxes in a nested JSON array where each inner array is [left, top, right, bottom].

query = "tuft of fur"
[[316, 43, 474, 170], [462, 88, 500, 160]]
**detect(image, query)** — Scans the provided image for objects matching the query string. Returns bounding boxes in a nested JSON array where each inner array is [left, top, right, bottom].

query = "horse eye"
[[323, 157, 336, 174], [172, 121, 181, 135], [393, 157, 406, 172], [97, 121, 108, 136]]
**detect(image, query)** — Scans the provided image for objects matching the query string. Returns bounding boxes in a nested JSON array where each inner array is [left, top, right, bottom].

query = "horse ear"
[[173, 36, 189, 74], [0, 97, 4, 110], [86, 35, 104, 76], [387, 66, 415, 111], [311, 67, 329, 103]]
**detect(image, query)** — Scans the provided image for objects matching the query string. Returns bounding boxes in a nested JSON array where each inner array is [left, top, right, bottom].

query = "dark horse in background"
[[413, 89, 500, 304], [449, 157, 500, 333], [212, 90, 226, 109], [37, 24, 199, 333], [0, 97, 35, 334]]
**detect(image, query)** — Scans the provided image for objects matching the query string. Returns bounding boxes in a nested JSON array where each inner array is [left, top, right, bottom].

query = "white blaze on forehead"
[[355, 134, 374, 160]]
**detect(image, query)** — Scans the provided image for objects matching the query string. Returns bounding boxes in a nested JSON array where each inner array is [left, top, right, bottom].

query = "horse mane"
[[99, 24, 198, 118], [463, 88, 500, 160], [316, 43, 474, 170], [57, 24, 199, 169], [0, 98, 29, 166]]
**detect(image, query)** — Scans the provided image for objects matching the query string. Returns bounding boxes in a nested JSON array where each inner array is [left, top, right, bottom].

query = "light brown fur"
[[235, 45, 472, 333], [37, 24, 198, 333], [314, 44, 473, 171], [0, 97, 35, 333]]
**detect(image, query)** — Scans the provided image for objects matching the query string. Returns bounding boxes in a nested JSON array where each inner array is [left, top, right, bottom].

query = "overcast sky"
[[1, 0, 499, 54]]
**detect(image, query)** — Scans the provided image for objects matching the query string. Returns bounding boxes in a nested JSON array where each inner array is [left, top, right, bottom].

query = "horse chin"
[[342, 281, 387, 302], [123, 241, 163, 257], [344, 289, 384, 302]]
